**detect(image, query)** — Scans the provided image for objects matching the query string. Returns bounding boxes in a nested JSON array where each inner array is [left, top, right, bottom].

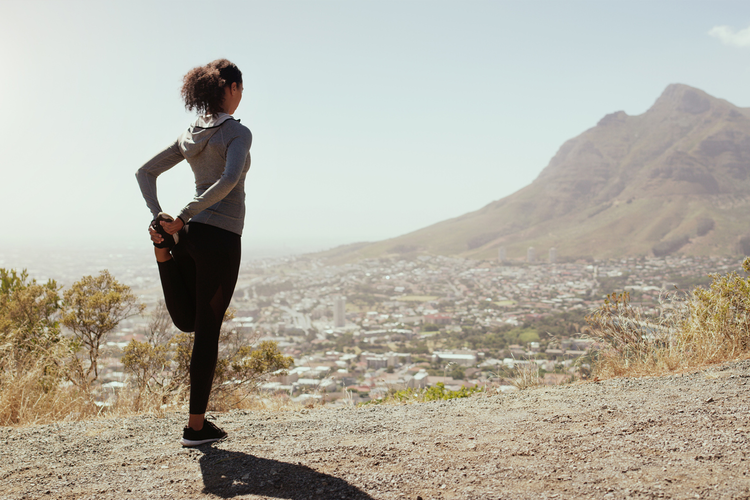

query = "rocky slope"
[[323, 84, 750, 263], [2, 360, 750, 499]]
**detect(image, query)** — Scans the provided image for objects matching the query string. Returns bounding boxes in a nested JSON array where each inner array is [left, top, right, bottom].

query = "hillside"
[[324, 84, 750, 263], [3, 361, 749, 499]]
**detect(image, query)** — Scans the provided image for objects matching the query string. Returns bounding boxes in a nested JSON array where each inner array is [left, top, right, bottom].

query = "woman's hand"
[[161, 217, 185, 235], [148, 224, 164, 245]]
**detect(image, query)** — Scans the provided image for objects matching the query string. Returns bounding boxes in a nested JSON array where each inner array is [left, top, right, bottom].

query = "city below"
[[1, 246, 743, 406]]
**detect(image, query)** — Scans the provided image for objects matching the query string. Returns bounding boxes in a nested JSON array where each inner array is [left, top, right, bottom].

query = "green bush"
[[363, 382, 483, 406], [682, 258, 750, 356]]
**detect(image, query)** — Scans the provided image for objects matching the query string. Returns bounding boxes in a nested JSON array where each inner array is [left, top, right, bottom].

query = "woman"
[[136, 59, 251, 447]]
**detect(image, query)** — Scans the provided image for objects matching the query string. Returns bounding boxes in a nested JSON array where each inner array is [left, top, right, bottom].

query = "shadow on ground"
[[199, 445, 374, 499]]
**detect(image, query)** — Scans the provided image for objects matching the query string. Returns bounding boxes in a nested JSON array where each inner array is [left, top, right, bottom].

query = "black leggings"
[[157, 222, 241, 414]]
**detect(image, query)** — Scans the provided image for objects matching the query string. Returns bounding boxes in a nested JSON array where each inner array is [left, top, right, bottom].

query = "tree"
[[0, 269, 64, 391], [0, 269, 70, 425], [0, 269, 61, 358], [62, 270, 145, 386], [223, 340, 293, 391]]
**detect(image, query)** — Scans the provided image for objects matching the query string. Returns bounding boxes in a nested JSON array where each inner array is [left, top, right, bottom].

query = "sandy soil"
[[2, 361, 750, 500]]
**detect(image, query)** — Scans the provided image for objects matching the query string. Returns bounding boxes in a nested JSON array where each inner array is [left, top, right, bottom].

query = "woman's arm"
[[135, 141, 184, 217], [177, 128, 252, 223]]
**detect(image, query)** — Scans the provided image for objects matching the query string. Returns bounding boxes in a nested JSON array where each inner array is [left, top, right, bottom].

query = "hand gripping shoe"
[[150, 212, 180, 249]]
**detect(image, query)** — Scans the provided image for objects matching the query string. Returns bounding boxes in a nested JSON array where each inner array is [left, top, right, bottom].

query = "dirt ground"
[[2, 361, 749, 500]]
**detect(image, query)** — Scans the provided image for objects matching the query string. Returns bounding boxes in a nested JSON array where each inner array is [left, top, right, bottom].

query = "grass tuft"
[[512, 361, 541, 390]]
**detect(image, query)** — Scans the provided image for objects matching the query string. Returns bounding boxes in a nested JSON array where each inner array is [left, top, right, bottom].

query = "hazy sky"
[[2, 0, 750, 258]]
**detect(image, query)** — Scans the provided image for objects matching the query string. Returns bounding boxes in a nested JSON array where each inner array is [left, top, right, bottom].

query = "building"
[[431, 351, 478, 367], [366, 356, 388, 370], [527, 247, 536, 263], [549, 247, 557, 264], [407, 370, 429, 389], [387, 352, 412, 367], [498, 247, 507, 263], [424, 313, 453, 325], [334, 296, 346, 327], [508, 345, 526, 358]]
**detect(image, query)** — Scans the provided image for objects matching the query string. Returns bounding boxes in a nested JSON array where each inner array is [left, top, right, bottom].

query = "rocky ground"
[[2, 361, 750, 500]]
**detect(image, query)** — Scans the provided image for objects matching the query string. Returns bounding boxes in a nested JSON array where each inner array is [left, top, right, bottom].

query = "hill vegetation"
[[0, 268, 290, 426], [3, 257, 750, 426]]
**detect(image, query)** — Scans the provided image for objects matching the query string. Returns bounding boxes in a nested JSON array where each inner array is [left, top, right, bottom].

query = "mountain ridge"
[[321, 83, 750, 263]]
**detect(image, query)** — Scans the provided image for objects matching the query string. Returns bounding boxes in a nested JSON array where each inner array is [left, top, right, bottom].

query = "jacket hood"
[[178, 113, 236, 158]]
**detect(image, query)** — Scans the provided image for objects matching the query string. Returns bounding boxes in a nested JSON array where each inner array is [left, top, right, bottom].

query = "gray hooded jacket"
[[136, 113, 252, 236]]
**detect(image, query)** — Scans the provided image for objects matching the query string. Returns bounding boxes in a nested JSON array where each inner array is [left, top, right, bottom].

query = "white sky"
[[2, 0, 750, 258]]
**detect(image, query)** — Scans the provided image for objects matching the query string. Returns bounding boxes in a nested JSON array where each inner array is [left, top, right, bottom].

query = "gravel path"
[[2, 361, 750, 500]]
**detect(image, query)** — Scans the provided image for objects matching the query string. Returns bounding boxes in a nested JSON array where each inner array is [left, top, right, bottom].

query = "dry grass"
[[108, 387, 303, 420], [512, 361, 541, 390], [0, 342, 299, 427], [0, 371, 304, 428], [0, 363, 99, 427], [0, 370, 304, 428], [586, 258, 750, 379]]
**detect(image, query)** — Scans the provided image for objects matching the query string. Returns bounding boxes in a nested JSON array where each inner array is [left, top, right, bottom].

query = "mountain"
[[323, 84, 750, 262]]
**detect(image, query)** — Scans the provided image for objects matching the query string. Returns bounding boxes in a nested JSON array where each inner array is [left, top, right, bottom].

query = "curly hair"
[[181, 59, 243, 116]]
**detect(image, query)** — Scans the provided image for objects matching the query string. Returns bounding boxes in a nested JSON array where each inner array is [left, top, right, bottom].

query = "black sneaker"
[[151, 212, 180, 249], [180, 419, 227, 447]]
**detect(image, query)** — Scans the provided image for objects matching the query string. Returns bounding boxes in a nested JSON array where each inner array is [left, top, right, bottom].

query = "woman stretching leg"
[[136, 59, 251, 446]]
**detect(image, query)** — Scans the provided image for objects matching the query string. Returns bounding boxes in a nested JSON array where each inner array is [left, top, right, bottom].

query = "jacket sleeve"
[[177, 128, 252, 223], [135, 141, 184, 218]]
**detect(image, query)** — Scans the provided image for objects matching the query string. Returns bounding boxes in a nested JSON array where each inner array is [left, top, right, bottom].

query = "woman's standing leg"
[[184, 223, 241, 429]]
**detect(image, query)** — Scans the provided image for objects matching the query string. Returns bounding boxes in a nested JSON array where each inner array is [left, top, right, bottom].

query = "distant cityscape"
[[1, 245, 743, 405]]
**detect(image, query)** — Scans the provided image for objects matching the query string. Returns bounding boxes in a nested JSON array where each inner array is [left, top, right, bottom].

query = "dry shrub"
[[585, 290, 684, 377], [587, 258, 750, 379], [120, 305, 293, 415], [680, 260, 750, 359]]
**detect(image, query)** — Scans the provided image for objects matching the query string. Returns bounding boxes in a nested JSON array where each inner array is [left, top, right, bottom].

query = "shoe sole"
[[180, 435, 227, 447]]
